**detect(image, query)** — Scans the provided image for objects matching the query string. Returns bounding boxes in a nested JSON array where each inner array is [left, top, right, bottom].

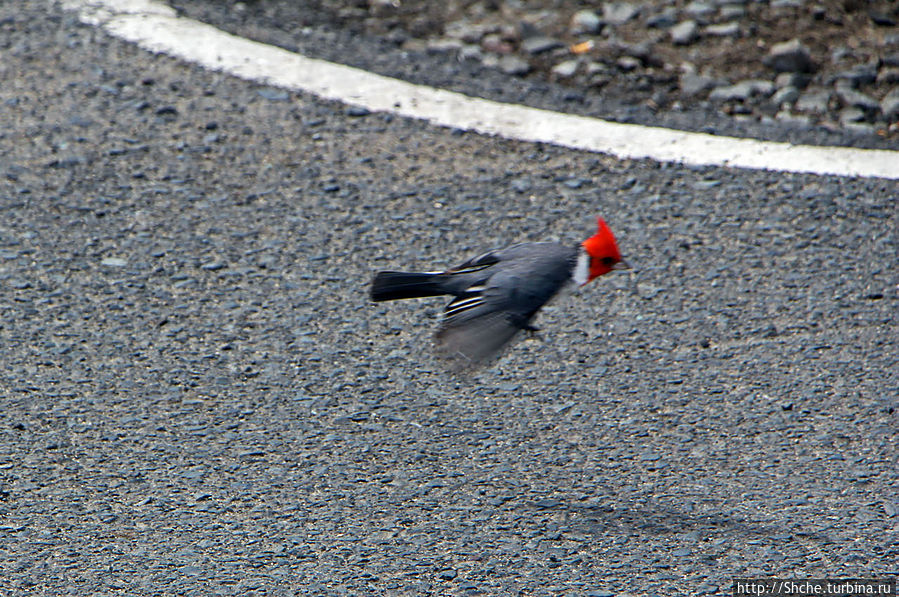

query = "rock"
[[257, 88, 289, 101], [885, 53, 899, 67], [795, 89, 831, 113], [603, 2, 640, 26], [670, 20, 699, 45], [679, 72, 720, 96], [775, 72, 810, 89], [521, 36, 564, 55], [775, 110, 812, 126], [835, 86, 880, 114], [719, 5, 746, 20], [646, 7, 677, 28], [771, 85, 800, 105], [570, 9, 603, 34], [551, 59, 579, 78], [685, 1, 715, 18], [764, 38, 815, 73], [709, 79, 775, 101], [458, 45, 483, 61], [617, 56, 641, 72], [881, 88, 899, 121], [771, 0, 803, 7], [101, 257, 127, 267], [426, 38, 463, 53], [876, 67, 899, 85], [481, 33, 514, 54], [444, 20, 493, 43], [839, 107, 867, 125], [835, 62, 878, 87], [704, 22, 740, 36], [869, 11, 897, 26], [496, 55, 531, 76]]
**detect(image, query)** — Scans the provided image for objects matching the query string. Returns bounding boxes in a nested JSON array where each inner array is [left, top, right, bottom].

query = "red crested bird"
[[370, 217, 627, 367]]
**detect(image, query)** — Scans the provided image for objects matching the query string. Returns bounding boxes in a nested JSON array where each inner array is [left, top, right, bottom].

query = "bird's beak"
[[613, 259, 631, 271]]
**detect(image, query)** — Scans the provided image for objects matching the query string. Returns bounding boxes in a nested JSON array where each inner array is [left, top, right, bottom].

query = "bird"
[[369, 217, 627, 368]]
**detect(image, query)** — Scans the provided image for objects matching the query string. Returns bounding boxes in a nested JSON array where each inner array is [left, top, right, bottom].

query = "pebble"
[[685, 1, 715, 18], [551, 59, 579, 78], [764, 38, 815, 73], [496, 55, 531, 76], [770, 85, 800, 105], [709, 79, 774, 101], [835, 86, 880, 114], [646, 7, 678, 28], [670, 20, 699, 45], [839, 107, 867, 125], [603, 2, 640, 26], [835, 62, 878, 87], [795, 89, 831, 113], [521, 36, 564, 55], [257, 87, 289, 101], [680, 72, 720, 96], [617, 56, 641, 72], [719, 5, 746, 20], [101, 257, 128, 267], [876, 67, 899, 85], [704, 22, 740, 36], [570, 9, 603, 35], [881, 88, 899, 121]]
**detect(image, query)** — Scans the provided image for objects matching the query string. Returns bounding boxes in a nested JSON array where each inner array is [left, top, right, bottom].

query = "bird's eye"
[[601, 257, 617, 266]]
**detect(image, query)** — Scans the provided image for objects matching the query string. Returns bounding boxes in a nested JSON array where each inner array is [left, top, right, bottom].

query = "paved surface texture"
[[1, 2, 897, 596], [172, 0, 899, 150]]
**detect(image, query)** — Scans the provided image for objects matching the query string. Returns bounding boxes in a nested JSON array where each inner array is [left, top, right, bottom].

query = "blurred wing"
[[434, 309, 522, 369]]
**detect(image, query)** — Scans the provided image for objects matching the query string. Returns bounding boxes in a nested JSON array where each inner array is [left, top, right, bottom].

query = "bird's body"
[[370, 218, 625, 367]]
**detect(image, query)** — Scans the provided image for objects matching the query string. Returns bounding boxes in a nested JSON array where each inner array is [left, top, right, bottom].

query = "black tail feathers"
[[370, 271, 447, 302]]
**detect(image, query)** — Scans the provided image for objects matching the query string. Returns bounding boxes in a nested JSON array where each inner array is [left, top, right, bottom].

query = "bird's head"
[[581, 217, 627, 282]]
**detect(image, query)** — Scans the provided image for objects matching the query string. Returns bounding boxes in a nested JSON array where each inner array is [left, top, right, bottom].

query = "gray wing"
[[433, 276, 532, 368]]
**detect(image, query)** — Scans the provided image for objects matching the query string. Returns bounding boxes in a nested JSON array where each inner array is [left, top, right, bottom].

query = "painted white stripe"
[[64, 0, 899, 180]]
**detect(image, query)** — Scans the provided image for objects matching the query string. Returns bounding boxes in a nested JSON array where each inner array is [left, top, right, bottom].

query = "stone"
[[704, 22, 740, 36], [839, 107, 867, 125], [521, 36, 564, 55], [709, 79, 774, 101], [603, 2, 640, 25], [685, 1, 715, 18], [646, 7, 677, 28], [444, 20, 493, 43], [775, 110, 812, 126], [719, 5, 746, 19], [774, 72, 809, 89], [771, 85, 800, 105], [551, 59, 579, 78], [570, 9, 603, 35], [795, 89, 831, 113], [426, 38, 463, 53], [670, 20, 699, 45], [617, 56, 641, 72], [881, 88, 899, 121], [836, 86, 881, 114], [764, 38, 815, 73], [835, 62, 878, 87], [876, 67, 899, 85], [679, 72, 720, 96], [496, 55, 531, 76]]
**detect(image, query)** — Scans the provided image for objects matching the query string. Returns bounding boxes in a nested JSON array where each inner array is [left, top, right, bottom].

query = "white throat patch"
[[573, 250, 590, 286]]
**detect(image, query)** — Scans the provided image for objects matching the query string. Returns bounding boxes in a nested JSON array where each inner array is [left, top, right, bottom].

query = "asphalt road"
[[1, 2, 897, 596]]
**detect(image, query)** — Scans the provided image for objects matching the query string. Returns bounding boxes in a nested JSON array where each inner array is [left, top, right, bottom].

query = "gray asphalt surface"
[[1, 2, 897, 596]]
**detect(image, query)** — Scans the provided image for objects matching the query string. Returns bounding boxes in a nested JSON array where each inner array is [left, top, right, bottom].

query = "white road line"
[[65, 0, 899, 180]]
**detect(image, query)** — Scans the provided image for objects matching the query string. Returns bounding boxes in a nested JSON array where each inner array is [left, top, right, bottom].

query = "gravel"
[[168, 0, 899, 148], [1, 1, 897, 595]]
